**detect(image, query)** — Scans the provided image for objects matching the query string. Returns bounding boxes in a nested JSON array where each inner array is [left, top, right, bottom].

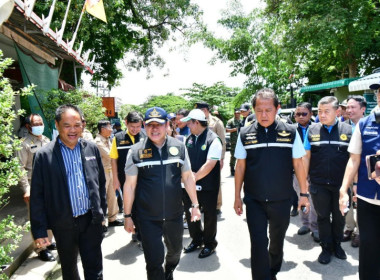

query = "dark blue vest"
[[357, 114, 380, 199]]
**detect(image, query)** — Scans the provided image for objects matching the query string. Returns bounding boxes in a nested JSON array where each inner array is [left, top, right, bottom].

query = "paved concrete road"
[[12, 152, 359, 280]]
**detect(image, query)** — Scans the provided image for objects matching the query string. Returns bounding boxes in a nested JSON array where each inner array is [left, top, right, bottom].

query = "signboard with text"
[[102, 97, 115, 117]]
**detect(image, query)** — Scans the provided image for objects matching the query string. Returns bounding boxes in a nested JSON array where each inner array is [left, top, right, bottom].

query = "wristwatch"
[[300, 193, 310, 198], [123, 213, 132, 218], [191, 203, 200, 208]]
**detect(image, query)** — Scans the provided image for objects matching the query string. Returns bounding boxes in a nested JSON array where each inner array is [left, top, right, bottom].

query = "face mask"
[[277, 108, 282, 115], [31, 125, 44, 136]]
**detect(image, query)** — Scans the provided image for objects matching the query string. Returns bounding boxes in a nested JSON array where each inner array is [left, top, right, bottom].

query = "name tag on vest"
[[139, 148, 152, 159]]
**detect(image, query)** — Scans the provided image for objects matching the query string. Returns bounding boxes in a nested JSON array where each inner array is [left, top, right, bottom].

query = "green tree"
[[42, 89, 106, 136], [264, 0, 380, 78], [181, 82, 241, 122], [34, 0, 203, 88], [0, 52, 30, 279], [140, 93, 189, 114]]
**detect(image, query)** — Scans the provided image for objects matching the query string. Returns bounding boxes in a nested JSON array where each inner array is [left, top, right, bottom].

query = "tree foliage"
[[140, 93, 189, 114], [42, 89, 106, 136], [34, 0, 203, 88], [0, 51, 29, 276], [191, 0, 380, 103]]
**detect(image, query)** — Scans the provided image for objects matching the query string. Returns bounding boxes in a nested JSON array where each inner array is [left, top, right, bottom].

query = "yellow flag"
[[85, 0, 107, 23]]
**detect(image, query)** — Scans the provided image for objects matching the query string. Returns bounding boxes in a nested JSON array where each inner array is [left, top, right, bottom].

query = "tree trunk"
[[348, 61, 358, 78]]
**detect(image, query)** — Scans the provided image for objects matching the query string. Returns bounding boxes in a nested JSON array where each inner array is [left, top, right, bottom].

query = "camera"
[[366, 154, 380, 180]]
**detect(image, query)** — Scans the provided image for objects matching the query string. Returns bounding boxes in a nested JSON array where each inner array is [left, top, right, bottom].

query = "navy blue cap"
[[370, 80, 380, 90], [240, 103, 250, 111], [167, 113, 176, 120], [144, 107, 167, 124], [114, 122, 121, 127]]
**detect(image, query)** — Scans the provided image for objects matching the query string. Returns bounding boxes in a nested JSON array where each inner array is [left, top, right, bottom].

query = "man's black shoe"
[[102, 225, 108, 233], [38, 249, 55, 262], [311, 231, 320, 243], [297, 225, 310, 235], [216, 209, 222, 216], [198, 247, 215, 258], [318, 245, 332, 264], [183, 242, 202, 253], [46, 242, 57, 250], [342, 230, 353, 242], [334, 243, 347, 260], [108, 219, 124, 227]]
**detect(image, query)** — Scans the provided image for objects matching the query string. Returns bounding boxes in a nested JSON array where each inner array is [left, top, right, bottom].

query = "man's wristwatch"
[[123, 213, 132, 218], [300, 193, 310, 198], [191, 203, 199, 208]]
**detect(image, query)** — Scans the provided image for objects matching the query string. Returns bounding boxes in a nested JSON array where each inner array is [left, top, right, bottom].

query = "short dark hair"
[[125, 111, 143, 123], [176, 108, 189, 117], [191, 119, 208, 128], [55, 104, 83, 123], [252, 88, 279, 108], [97, 120, 111, 133], [347, 95, 367, 108], [318, 96, 339, 109], [26, 113, 42, 125], [297, 102, 312, 112]]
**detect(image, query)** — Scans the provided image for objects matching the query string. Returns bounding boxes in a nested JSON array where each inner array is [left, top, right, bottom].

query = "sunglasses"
[[295, 112, 308, 117]]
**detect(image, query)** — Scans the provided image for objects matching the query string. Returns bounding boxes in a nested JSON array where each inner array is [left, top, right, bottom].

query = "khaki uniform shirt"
[[17, 133, 50, 193], [95, 133, 112, 171], [208, 115, 226, 159], [82, 128, 94, 142]]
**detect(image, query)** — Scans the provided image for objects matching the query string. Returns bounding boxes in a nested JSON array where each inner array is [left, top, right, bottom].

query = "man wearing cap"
[[110, 112, 145, 215], [234, 88, 309, 280], [226, 108, 241, 176], [195, 102, 226, 215], [339, 80, 380, 280], [181, 109, 223, 258], [175, 109, 191, 137], [339, 100, 349, 122], [240, 103, 253, 129], [123, 107, 201, 280]]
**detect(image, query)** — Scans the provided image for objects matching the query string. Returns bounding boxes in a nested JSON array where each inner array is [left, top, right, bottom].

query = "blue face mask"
[[31, 125, 44, 136]]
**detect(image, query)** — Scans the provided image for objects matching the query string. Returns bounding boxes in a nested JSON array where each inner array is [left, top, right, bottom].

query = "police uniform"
[[124, 136, 191, 279], [95, 133, 118, 223], [226, 117, 241, 172], [235, 120, 305, 279], [348, 113, 380, 279], [183, 128, 222, 250], [17, 133, 52, 253], [81, 128, 94, 142], [304, 121, 352, 250]]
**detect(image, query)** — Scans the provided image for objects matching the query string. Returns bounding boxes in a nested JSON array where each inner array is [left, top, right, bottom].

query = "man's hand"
[[220, 159, 224, 170], [113, 177, 121, 191], [23, 191, 30, 203], [34, 237, 50, 249], [339, 189, 350, 216], [234, 197, 243, 216], [190, 207, 201, 222], [298, 196, 310, 214], [124, 218, 135, 234]]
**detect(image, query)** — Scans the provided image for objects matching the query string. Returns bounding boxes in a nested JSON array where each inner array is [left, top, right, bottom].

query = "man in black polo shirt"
[[234, 88, 309, 280]]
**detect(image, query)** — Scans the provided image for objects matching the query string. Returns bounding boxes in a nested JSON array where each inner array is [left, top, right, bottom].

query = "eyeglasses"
[[295, 112, 308, 117]]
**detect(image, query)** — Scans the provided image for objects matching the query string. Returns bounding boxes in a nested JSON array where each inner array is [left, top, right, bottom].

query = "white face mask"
[[31, 125, 44, 136]]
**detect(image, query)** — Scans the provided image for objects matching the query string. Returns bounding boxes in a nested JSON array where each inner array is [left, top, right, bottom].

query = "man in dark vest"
[[181, 109, 223, 258], [123, 107, 201, 280], [303, 96, 352, 265], [110, 112, 144, 207], [339, 81, 380, 279], [234, 88, 309, 280]]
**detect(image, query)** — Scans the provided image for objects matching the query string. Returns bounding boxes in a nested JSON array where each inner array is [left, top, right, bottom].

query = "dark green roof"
[[300, 78, 360, 93]]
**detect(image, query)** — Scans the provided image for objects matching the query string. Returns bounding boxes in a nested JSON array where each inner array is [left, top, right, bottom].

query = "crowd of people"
[[16, 81, 380, 280]]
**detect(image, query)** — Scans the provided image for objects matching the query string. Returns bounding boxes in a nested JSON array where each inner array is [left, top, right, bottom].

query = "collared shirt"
[[17, 133, 50, 193], [95, 133, 112, 170], [58, 138, 90, 217], [109, 129, 136, 159], [304, 118, 338, 150], [208, 115, 226, 159], [234, 127, 305, 159]]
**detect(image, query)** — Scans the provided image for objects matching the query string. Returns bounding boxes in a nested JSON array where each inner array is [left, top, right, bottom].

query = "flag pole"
[[68, 1, 87, 53]]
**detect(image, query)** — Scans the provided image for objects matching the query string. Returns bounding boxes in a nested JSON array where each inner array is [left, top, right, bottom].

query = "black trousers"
[[244, 197, 291, 280], [183, 189, 219, 249], [137, 215, 183, 280], [357, 198, 380, 280], [310, 184, 344, 245], [53, 212, 103, 280]]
